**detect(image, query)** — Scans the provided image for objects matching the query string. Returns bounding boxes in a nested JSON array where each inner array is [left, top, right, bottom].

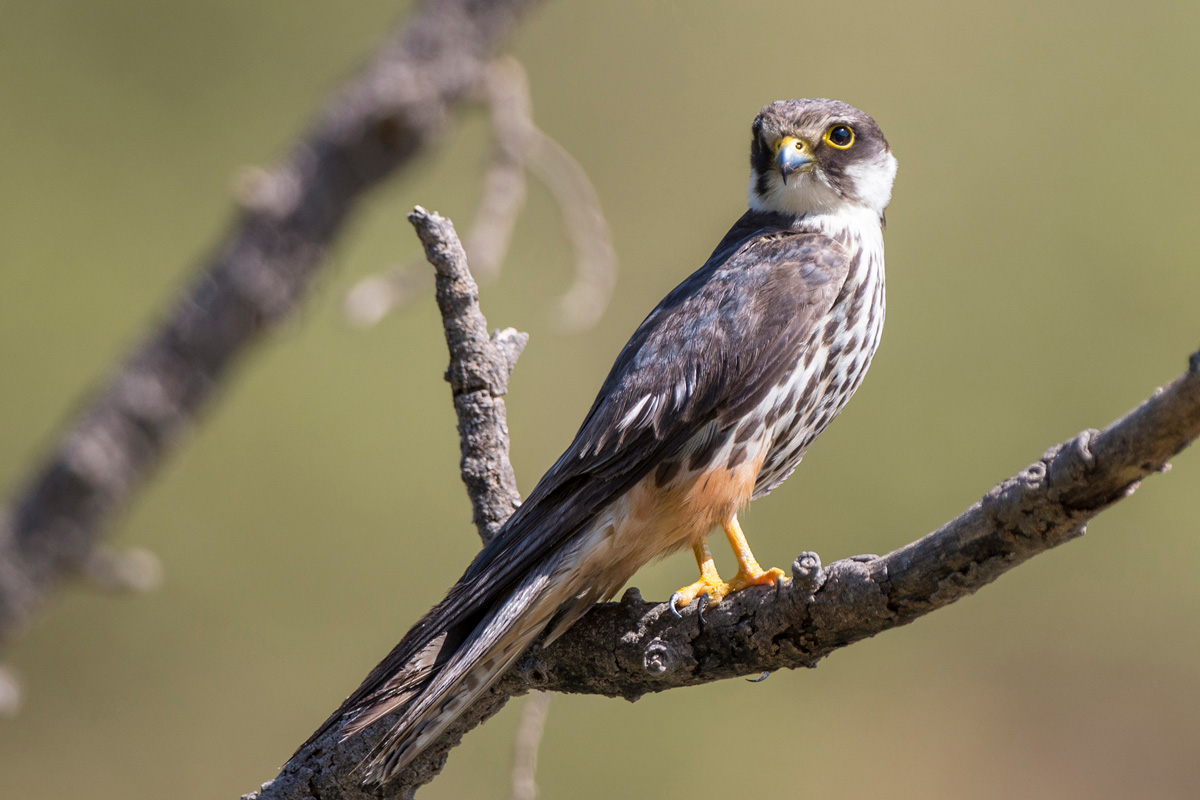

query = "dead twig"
[[409, 207, 526, 544]]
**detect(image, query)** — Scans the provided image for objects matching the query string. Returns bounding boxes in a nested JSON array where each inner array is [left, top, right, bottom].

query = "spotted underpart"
[[302, 99, 897, 784], [639, 205, 885, 502], [753, 215, 885, 494]]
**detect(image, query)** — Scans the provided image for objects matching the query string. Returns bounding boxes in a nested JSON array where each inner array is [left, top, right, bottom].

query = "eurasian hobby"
[[305, 98, 898, 782]]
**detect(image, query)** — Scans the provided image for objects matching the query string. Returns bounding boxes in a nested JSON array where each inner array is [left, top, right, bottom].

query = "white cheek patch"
[[844, 151, 898, 215]]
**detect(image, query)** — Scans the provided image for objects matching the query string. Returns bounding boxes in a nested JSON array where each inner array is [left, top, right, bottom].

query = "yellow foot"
[[669, 573, 730, 616], [727, 565, 787, 593], [723, 514, 787, 595]]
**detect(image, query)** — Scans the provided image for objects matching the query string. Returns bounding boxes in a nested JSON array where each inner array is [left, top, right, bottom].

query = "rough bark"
[[250, 213, 1200, 800], [0, 0, 541, 654], [412, 207, 526, 544]]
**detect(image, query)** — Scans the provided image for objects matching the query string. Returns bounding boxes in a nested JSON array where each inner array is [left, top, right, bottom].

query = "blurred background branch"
[[0, 0, 543, 673], [344, 57, 616, 333], [509, 691, 552, 800]]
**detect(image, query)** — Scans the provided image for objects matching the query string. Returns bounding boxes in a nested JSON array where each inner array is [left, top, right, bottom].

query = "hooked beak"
[[774, 136, 813, 184]]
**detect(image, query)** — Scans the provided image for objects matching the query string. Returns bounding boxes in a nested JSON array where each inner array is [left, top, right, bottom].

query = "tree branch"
[[253, 209, 1200, 799], [512, 350, 1200, 700], [522, 349, 1200, 699], [249, 207, 530, 799], [410, 207, 526, 544], [0, 0, 542, 658]]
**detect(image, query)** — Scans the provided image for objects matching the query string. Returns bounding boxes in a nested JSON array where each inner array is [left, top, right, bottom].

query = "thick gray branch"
[[409, 207, 525, 543], [0, 0, 541, 655], [260, 349, 1200, 800]]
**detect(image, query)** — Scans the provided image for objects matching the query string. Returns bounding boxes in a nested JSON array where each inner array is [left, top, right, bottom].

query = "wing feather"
[[469, 222, 851, 587]]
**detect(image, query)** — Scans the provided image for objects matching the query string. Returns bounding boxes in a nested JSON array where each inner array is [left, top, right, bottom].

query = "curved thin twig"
[[463, 57, 535, 285], [510, 692, 552, 800], [526, 128, 617, 333], [344, 57, 616, 333]]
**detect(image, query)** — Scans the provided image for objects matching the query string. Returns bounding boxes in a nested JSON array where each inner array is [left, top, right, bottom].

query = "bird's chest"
[[753, 244, 885, 497]]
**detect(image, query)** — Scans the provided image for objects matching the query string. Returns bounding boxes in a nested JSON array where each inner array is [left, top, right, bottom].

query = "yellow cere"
[[774, 135, 811, 157]]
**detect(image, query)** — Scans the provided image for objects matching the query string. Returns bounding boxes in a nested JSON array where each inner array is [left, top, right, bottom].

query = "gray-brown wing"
[[302, 226, 850, 753], [470, 228, 851, 584]]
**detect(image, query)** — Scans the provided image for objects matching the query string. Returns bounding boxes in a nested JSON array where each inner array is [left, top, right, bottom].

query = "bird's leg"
[[724, 514, 787, 593], [670, 539, 731, 615]]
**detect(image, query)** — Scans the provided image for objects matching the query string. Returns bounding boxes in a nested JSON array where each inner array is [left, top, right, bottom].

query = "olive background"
[[2, 1, 1198, 798]]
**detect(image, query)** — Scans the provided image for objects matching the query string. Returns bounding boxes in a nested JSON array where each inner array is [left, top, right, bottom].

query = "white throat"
[[795, 204, 886, 249], [747, 149, 898, 220], [748, 170, 846, 216]]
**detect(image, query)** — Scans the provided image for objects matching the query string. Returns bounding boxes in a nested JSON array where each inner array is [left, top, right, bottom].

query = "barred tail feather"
[[362, 560, 563, 783], [335, 631, 452, 741], [299, 510, 612, 782]]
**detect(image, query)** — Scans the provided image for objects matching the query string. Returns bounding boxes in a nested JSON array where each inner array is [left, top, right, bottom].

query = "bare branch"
[[409, 206, 525, 544], [510, 692, 552, 800], [520, 350, 1200, 696], [252, 206, 530, 800], [344, 57, 533, 329], [259, 346, 1200, 799], [412, 204, 546, 799], [0, 0, 542, 656]]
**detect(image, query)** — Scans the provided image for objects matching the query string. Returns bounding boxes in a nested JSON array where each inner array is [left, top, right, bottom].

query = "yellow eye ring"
[[823, 124, 855, 150]]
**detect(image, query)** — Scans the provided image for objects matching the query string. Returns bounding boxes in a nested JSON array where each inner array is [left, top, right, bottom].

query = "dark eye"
[[825, 124, 855, 149]]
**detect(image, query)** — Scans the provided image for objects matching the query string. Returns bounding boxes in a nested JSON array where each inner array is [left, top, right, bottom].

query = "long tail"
[[299, 545, 595, 785], [357, 561, 561, 782]]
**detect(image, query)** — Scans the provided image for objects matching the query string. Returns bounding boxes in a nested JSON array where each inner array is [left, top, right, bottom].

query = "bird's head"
[[748, 98, 897, 220]]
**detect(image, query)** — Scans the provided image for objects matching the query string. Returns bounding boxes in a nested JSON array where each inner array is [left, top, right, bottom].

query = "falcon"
[[304, 98, 898, 782]]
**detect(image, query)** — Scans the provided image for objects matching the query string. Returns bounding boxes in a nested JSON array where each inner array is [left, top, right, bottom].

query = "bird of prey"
[[304, 97, 898, 782]]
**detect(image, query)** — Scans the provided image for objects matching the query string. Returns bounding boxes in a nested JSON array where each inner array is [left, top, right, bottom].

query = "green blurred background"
[[2, 1, 1199, 797]]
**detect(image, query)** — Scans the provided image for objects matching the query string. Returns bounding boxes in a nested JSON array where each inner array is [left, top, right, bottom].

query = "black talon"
[[747, 671, 771, 683], [773, 574, 785, 600], [669, 592, 683, 618]]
